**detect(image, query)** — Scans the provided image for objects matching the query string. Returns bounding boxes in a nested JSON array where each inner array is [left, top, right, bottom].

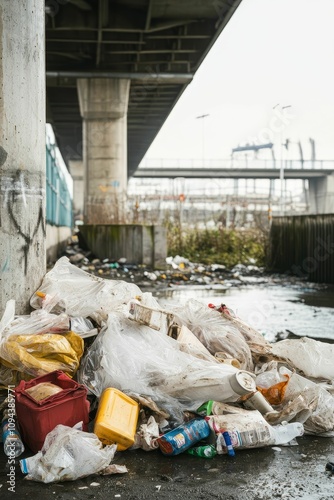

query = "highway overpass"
[[134, 167, 334, 180], [46, 0, 242, 176]]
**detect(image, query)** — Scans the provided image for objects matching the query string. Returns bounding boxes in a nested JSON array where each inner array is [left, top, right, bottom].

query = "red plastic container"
[[15, 370, 90, 453]]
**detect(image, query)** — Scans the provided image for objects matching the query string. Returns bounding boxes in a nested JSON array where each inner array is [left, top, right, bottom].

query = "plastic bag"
[[171, 299, 254, 371], [70, 317, 98, 338], [0, 331, 83, 382], [0, 300, 69, 339], [78, 312, 248, 411], [30, 257, 142, 324], [262, 364, 334, 435], [256, 367, 290, 405], [220, 305, 272, 361], [20, 424, 117, 483], [271, 337, 334, 380]]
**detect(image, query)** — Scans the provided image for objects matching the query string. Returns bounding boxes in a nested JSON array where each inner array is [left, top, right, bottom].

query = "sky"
[[144, 0, 334, 163]]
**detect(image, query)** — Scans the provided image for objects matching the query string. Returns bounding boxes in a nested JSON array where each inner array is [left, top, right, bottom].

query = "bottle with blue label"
[[157, 418, 210, 456]]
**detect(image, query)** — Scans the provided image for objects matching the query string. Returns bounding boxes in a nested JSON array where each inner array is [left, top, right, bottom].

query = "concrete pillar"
[[309, 175, 334, 214], [0, 0, 46, 315], [69, 160, 84, 222], [77, 78, 130, 224]]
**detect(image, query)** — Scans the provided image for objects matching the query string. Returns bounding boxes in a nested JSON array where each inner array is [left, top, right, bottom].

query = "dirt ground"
[[1, 435, 334, 500]]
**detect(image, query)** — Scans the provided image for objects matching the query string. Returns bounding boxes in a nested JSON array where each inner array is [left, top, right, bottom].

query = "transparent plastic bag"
[[30, 257, 142, 324], [256, 366, 290, 405], [263, 365, 334, 435], [0, 331, 83, 380], [0, 300, 69, 339], [271, 337, 334, 380], [171, 299, 254, 371], [78, 312, 245, 411], [20, 424, 117, 483]]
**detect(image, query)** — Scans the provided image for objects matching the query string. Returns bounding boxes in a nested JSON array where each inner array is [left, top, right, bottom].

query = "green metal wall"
[[46, 143, 73, 228]]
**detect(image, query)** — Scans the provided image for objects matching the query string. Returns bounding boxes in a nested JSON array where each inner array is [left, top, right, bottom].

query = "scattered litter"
[[1, 255, 334, 486], [19, 424, 117, 483], [100, 465, 128, 475]]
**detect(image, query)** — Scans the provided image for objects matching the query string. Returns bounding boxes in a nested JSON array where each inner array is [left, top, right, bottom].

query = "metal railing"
[[46, 140, 73, 227], [139, 158, 334, 170]]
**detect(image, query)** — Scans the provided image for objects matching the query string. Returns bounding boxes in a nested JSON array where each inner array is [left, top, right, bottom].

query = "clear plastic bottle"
[[2, 416, 25, 458], [270, 422, 304, 445]]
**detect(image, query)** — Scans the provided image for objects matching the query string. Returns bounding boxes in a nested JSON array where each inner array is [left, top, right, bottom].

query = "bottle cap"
[[229, 371, 256, 396]]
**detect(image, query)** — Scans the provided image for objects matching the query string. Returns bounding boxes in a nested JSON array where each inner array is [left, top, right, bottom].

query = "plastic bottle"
[[270, 422, 304, 445], [1, 416, 25, 458], [187, 444, 217, 458], [196, 400, 214, 417], [157, 418, 210, 456]]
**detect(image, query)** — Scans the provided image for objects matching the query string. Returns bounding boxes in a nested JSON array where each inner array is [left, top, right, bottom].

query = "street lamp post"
[[273, 104, 291, 216], [196, 113, 209, 166]]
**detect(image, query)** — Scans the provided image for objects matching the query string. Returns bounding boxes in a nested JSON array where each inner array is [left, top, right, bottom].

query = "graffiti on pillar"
[[0, 169, 46, 274], [0, 146, 8, 168]]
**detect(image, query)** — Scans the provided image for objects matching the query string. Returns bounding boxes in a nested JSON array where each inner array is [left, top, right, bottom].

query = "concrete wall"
[[0, 0, 46, 315], [46, 225, 72, 264], [79, 224, 167, 268]]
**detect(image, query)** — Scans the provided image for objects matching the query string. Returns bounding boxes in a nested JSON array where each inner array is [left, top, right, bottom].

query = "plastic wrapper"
[[270, 337, 334, 380], [0, 300, 69, 338], [20, 424, 117, 483], [0, 331, 83, 382], [171, 299, 254, 371], [78, 312, 246, 412], [256, 367, 290, 405], [131, 415, 160, 451], [30, 257, 142, 324], [260, 364, 334, 435], [209, 411, 274, 452]]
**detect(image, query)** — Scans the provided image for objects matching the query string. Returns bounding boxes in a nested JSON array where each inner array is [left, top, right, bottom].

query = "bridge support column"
[[77, 78, 130, 224], [309, 175, 334, 214], [69, 160, 84, 222], [0, 0, 46, 315]]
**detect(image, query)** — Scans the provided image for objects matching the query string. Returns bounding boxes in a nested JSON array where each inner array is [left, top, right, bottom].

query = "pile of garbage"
[[1, 256, 334, 483], [63, 237, 268, 288]]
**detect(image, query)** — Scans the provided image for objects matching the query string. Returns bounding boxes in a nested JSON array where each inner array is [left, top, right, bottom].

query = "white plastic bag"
[[262, 364, 334, 435], [271, 337, 334, 380], [0, 300, 69, 340], [20, 424, 117, 483], [30, 257, 142, 324]]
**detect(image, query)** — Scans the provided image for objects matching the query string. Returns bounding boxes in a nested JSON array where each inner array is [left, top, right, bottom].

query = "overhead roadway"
[[133, 168, 334, 179], [46, 0, 242, 176]]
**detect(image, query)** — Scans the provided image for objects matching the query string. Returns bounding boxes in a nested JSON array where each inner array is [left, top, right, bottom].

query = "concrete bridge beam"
[[0, 0, 46, 315], [77, 78, 130, 224]]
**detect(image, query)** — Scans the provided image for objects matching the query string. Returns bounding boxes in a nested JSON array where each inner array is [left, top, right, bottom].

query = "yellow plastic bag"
[[0, 331, 83, 381]]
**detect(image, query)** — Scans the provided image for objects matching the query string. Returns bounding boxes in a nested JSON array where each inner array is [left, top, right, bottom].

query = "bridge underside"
[[46, 0, 242, 176]]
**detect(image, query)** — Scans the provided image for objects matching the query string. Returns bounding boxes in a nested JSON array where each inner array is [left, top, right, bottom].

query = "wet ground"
[[1, 257, 334, 499], [1, 436, 334, 499]]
